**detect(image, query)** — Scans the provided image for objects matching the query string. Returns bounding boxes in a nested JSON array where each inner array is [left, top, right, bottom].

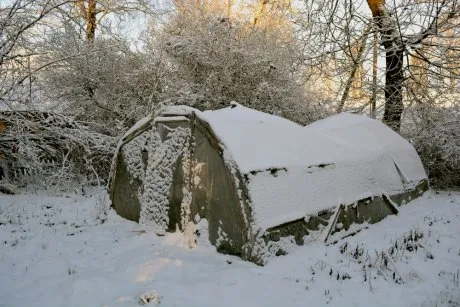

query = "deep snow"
[[0, 188, 459, 307]]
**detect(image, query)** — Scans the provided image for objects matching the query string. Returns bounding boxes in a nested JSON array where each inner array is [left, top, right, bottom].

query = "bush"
[[0, 111, 117, 188], [159, 9, 319, 125], [404, 105, 460, 189]]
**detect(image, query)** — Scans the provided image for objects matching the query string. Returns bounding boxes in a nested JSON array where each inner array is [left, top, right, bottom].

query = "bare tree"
[[40, 28, 170, 132], [299, 0, 460, 130], [337, 25, 371, 113], [0, 1, 119, 186], [0, 0, 72, 107], [52, 0, 158, 42], [297, 0, 372, 114], [364, 0, 459, 130]]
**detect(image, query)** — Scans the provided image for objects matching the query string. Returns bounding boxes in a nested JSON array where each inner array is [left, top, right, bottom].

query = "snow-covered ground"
[[0, 188, 459, 307]]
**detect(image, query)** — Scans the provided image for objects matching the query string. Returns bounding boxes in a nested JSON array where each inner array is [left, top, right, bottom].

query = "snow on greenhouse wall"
[[122, 126, 159, 183], [180, 152, 198, 249], [139, 126, 191, 230], [121, 123, 191, 231]]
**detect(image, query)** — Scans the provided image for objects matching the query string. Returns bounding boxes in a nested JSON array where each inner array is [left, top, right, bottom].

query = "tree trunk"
[[370, 27, 378, 118], [337, 25, 370, 113], [383, 43, 404, 131], [78, 0, 97, 42], [227, 0, 233, 17], [366, 0, 405, 131], [253, 0, 268, 25], [76, 1, 98, 102], [86, 0, 97, 42]]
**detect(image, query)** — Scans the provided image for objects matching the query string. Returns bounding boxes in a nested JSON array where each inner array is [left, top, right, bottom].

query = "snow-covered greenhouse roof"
[[192, 103, 427, 230], [196, 103, 426, 181], [306, 113, 427, 183]]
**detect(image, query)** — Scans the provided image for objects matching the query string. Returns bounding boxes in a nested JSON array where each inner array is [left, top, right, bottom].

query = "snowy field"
[[0, 188, 459, 307]]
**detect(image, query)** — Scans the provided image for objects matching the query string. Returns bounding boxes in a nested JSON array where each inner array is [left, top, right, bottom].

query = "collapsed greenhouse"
[[108, 102, 428, 265]]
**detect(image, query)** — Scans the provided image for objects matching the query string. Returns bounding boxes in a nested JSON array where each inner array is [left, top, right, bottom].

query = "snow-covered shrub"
[[403, 105, 460, 189], [0, 111, 117, 188], [158, 9, 320, 125], [40, 29, 170, 134]]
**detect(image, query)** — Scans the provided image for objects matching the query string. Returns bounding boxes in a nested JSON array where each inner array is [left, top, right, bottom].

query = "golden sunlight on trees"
[[161, 0, 315, 123], [251, 0, 293, 27], [173, 0, 294, 30], [366, 0, 384, 17], [364, 0, 459, 130], [56, 0, 154, 42]]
